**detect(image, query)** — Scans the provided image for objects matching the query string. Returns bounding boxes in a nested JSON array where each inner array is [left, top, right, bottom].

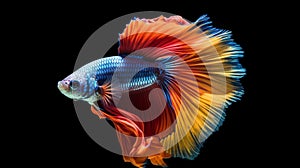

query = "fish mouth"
[[57, 81, 69, 92]]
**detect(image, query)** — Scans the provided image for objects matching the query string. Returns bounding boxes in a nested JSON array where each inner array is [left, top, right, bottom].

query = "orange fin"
[[118, 15, 245, 160]]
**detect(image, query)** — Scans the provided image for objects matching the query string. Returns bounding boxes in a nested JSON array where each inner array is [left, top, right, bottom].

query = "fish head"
[[57, 72, 98, 101]]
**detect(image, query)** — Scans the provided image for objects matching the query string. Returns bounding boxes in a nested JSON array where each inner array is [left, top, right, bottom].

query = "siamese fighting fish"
[[58, 15, 245, 167]]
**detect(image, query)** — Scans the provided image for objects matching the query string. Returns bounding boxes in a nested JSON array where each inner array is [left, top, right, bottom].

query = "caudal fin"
[[116, 15, 245, 162]]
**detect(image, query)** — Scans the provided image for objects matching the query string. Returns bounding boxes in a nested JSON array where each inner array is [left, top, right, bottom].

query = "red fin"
[[128, 83, 177, 138], [92, 83, 174, 167], [90, 106, 106, 119], [119, 16, 199, 59]]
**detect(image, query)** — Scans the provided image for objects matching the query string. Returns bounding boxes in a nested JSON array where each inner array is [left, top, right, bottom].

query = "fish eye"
[[70, 80, 80, 90]]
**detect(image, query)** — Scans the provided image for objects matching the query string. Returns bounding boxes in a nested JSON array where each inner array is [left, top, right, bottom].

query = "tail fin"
[[117, 15, 245, 160]]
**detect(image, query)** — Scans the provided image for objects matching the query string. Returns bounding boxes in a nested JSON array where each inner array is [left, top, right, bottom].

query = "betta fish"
[[58, 15, 245, 167]]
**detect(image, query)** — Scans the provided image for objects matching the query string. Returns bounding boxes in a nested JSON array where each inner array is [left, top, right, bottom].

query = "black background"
[[15, 1, 286, 167]]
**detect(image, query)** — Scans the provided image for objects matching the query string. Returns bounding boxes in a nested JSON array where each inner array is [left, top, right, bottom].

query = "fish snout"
[[57, 80, 70, 91]]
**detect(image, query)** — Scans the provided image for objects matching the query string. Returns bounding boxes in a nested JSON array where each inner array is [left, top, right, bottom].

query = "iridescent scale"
[[79, 56, 160, 92]]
